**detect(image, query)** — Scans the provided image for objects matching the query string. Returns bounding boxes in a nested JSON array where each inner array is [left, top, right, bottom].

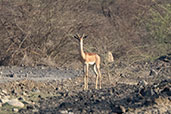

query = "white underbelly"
[[88, 62, 95, 65]]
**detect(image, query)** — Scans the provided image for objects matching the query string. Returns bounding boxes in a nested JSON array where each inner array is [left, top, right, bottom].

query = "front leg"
[[83, 64, 87, 90], [84, 74, 87, 90], [98, 67, 102, 89], [82, 64, 85, 74], [84, 63, 89, 90], [94, 65, 98, 89]]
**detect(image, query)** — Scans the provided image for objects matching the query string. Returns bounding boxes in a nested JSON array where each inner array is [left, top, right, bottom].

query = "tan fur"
[[74, 34, 102, 90]]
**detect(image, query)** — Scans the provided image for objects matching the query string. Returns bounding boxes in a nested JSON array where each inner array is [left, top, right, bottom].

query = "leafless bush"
[[0, 0, 170, 69]]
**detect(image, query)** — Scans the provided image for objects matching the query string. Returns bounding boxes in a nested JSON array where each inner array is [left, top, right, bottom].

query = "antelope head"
[[74, 34, 88, 41]]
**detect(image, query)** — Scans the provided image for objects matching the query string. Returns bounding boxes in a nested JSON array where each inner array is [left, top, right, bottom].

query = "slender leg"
[[84, 64, 87, 90], [86, 64, 89, 90], [97, 65, 102, 89], [82, 64, 85, 74], [94, 65, 98, 89], [83, 64, 87, 90], [84, 74, 86, 90], [84, 64, 89, 90]]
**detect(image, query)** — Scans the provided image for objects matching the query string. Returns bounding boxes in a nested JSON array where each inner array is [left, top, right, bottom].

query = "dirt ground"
[[0, 55, 170, 114]]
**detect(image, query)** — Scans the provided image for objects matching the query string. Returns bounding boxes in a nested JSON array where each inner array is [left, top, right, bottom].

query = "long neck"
[[80, 39, 86, 59]]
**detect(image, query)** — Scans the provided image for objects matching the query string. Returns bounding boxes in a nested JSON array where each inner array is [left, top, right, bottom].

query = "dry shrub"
[[0, 0, 170, 69]]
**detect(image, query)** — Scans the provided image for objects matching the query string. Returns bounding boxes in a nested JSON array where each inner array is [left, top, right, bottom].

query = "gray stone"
[[2, 90, 8, 95], [22, 92, 28, 96], [18, 97, 25, 101], [12, 108, 19, 112], [5, 95, 10, 99], [32, 88, 40, 93], [149, 69, 158, 76], [60, 110, 68, 114], [7, 99, 24, 108], [120, 105, 126, 113], [68, 112, 74, 114], [32, 109, 39, 113], [137, 80, 148, 88], [0, 92, 3, 96], [0, 97, 9, 103]]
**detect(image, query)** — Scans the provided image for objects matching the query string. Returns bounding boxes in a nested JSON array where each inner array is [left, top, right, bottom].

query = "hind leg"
[[94, 65, 99, 89], [96, 64, 101, 89]]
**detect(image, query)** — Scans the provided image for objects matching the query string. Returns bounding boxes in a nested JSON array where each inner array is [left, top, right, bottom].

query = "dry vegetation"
[[0, 0, 170, 68]]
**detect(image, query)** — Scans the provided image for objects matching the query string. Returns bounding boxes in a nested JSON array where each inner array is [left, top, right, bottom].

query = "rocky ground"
[[0, 55, 170, 114]]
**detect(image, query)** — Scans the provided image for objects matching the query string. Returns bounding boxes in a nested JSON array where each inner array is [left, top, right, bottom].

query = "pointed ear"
[[83, 35, 88, 39], [74, 35, 78, 39], [74, 35, 79, 40]]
